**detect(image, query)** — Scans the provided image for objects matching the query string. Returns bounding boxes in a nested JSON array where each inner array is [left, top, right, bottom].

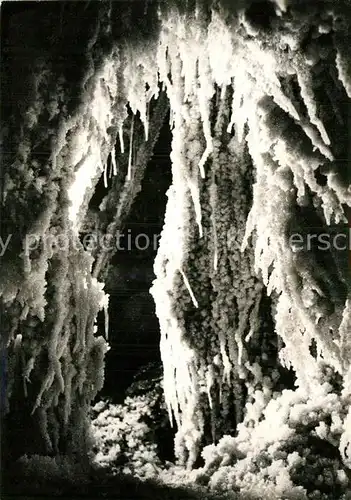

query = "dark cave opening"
[[93, 113, 172, 404], [244, 0, 277, 31], [94, 111, 176, 463]]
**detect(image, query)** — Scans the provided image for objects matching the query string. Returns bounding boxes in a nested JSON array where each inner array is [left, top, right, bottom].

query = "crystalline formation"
[[2, 0, 351, 495]]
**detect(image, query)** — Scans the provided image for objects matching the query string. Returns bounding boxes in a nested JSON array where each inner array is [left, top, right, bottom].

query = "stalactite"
[[1, 4, 162, 458], [91, 89, 170, 280], [151, 0, 351, 469], [127, 114, 134, 181]]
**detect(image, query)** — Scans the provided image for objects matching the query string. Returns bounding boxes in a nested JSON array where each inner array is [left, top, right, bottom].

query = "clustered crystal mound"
[[2, 0, 351, 497], [90, 370, 170, 479]]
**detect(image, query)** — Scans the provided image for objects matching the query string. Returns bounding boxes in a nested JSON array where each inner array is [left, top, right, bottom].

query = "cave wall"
[[149, 1, 351, 466], [1, 1, 163, 460]]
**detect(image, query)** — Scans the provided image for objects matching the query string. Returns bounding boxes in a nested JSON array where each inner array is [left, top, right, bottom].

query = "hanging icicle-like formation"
[[2, 4, 162, 457], [2, 45, 121, 455], [151, 8, 262, 464], [151, 78, 209, 463], [151, 0, 351, 467]]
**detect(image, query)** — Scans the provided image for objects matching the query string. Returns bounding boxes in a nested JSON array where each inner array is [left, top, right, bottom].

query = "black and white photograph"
[[1, 1, 351, 498]]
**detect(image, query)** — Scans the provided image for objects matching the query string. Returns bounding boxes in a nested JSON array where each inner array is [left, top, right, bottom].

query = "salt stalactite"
[[66, 51, 126, 229], [111, 146, 117, 176], [2, 46, 119, 453], [2, 7, 160, 456], [152, 77, 265, 463], [127, 114, 134, 181], [239, 14, 351, 388], [151, 1, 351, 468], [118, 124, 125, 153], [151, 81, 208, 463], [152, 10, 264, 465], [123, 40, 160, 142], [92, 89, 170, 280]]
